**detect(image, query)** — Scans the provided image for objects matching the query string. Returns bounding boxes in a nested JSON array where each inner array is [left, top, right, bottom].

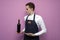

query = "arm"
[[22, 28, 25, 32], [33, 16, 47, 36], [20, 28, 25, 34], [20, 16, 26, 33]]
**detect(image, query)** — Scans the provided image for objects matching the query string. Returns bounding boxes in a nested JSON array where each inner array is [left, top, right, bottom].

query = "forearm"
[[33, 29, 47, 36]]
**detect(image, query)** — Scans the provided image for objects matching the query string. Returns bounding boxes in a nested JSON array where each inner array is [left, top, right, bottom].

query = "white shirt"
[[22, 13, 47, 36]]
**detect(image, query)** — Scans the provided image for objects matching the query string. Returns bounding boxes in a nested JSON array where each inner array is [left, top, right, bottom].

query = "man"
[[20, 2, 47, 40]]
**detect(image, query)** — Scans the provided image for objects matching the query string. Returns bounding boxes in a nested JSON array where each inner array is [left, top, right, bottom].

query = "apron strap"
[[33, 14, 35, 21]]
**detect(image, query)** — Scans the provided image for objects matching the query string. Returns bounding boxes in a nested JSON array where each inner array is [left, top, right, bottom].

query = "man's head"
[[25, 2, 35, 14]]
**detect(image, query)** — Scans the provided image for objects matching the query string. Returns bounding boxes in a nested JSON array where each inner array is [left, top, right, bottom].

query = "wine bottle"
[[17, 19, 21, 33]]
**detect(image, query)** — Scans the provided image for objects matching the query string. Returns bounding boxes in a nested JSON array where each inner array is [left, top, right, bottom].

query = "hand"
[[25, 33, 35, 36]]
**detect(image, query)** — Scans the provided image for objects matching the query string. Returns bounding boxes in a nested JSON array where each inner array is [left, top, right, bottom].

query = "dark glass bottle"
[[17, 19, 21, 33]]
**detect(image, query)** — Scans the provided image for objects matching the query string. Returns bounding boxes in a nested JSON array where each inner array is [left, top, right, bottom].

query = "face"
[[26, 5, 33, 15]]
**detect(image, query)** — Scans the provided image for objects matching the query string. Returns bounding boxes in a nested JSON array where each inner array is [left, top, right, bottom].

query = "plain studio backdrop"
[[0, 0, 60, 40]]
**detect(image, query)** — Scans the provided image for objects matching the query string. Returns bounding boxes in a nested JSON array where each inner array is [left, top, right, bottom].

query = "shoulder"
[[35, 14, 43, 20], [35, 14, 44, 24], [24, 15, 28, 21]]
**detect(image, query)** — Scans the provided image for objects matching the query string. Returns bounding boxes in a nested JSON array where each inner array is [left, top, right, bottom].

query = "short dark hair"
[[25, 2, 35, 11]]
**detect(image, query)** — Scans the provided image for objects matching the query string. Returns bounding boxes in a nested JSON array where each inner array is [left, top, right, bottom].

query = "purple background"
[[0, 0, 60, 40]]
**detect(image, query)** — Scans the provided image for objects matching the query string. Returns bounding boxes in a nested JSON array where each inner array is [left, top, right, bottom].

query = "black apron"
[[24, 14, 39, 40]]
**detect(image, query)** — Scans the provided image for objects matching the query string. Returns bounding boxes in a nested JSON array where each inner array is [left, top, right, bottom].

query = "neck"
[[29, 11, 34, 15]]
